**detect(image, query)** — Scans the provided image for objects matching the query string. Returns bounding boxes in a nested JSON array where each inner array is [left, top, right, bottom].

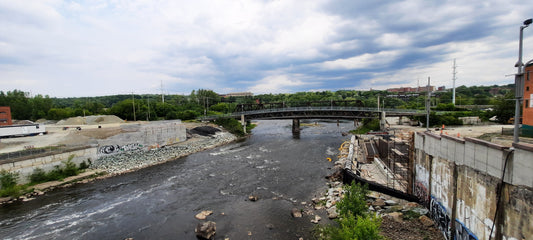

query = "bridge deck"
[[202, 107, 426, 121]]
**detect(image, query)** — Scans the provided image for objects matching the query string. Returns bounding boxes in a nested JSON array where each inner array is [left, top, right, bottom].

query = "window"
[[526, 100, 529, 108], [528, 86, 530, 91]]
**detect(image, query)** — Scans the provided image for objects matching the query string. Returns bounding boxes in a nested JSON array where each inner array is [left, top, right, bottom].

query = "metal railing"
[[0, 145, 94, 164], [200, 106, 426, 120]]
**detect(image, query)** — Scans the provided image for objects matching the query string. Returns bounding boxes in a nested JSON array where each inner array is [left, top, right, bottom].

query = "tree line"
[[0, 84, 516, 124]]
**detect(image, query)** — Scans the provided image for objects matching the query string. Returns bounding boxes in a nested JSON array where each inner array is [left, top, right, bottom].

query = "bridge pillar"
[[380, 111, 387, 131], [292, 118, 300, 134], [241, 114, 246, 134]]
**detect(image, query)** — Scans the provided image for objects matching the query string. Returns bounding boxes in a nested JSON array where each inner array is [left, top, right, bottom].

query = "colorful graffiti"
[[98, 143, 142, 155], [414, 182, 430, 206], [455, 219, 478, 240], [430, 197, 451, 239]]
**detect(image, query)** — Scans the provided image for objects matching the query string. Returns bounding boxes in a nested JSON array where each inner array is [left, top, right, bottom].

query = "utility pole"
[[132, 92, 136, 121], [426, 77, 431, 131], [514, 19, 532, 143], [161, 80, 165, 103], [147, 97, 150, 121], [452, 59, 457, 105]]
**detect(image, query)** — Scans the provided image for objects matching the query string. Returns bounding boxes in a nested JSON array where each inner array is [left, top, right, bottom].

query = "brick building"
[[523, 60, 533, 136], [0, 106, 13, 126]]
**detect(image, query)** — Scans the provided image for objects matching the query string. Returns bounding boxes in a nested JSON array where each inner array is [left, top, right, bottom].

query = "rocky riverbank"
[[1, 126, 238, 206], [91, 130, 238, 175]]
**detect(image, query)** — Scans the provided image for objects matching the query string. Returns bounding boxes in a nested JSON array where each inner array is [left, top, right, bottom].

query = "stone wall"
[[414, 132, 533, 240], [0, 147, 98, 184]]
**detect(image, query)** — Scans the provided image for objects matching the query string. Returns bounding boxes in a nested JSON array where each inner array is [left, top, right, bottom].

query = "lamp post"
[[513, 18, 532, 143]]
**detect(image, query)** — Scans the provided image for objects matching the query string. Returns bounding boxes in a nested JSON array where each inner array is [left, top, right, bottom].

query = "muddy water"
[[0, 120, 354, 240]]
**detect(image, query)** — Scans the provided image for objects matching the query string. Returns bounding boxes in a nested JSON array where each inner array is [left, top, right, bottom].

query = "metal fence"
[[0, 145, 92, 164]]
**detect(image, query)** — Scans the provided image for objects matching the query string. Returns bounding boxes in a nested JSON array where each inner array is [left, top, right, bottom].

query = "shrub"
[[0, 170, 18, 189], [214, 118, 246, 136], [29, 168, 48, 183], [336, 182, 370, 217]]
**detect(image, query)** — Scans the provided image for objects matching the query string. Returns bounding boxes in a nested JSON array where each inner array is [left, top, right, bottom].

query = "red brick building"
[[0, 106, 13, 126], [523, 61, 533, 136]]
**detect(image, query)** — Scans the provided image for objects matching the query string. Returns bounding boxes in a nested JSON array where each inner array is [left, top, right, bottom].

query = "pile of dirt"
[[189, 126, 221, 136], [379, 216, 445, 240], [57, 115, 124, 125]]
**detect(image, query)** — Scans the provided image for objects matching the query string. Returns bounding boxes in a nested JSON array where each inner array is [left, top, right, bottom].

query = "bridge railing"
[[200, 106, 425, 120]]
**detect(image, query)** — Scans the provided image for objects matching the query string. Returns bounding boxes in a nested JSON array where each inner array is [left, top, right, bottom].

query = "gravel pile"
[[91, 131, 237, 174]]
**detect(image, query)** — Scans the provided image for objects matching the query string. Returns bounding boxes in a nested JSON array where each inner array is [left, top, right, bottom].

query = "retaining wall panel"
[[464, 142, 475, 168], [486, 148, 505, 179], [512, 149, 533, 187], [474, 144, 488, 174]]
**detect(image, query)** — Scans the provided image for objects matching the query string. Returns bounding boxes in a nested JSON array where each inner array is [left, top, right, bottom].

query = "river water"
[[0, 120, 355, 240]]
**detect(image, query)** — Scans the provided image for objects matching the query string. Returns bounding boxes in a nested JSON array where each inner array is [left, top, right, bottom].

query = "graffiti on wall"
[[98, 143, 142, 155], [455, 219, 478, 240], [414, 182, 430, 206], [430, 197, 451, 239]]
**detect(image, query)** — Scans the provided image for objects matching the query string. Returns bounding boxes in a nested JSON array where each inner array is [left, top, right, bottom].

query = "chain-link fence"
[[0, 145, 92, 164]]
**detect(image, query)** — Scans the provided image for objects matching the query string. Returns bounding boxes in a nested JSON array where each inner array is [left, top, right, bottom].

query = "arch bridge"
[[203, 100, 426, 134]]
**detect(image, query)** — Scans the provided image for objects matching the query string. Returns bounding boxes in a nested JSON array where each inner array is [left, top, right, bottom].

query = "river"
[[0, 120, 355, 240]]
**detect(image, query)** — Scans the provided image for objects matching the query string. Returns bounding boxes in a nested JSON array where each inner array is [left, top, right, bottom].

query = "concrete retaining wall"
[[414, 132, 533, 240], [0, 147, 98, 184], [97, 120, 186, 156]]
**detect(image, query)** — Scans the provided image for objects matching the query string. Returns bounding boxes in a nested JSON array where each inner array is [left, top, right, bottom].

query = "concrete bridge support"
[[380, 111, 387, 130], [292, 119, 300, 134], [241, 115, 246, 134]]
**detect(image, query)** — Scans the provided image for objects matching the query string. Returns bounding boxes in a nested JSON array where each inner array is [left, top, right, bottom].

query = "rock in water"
[[248, 195, 259, 201], [195, 221, 216, 240], [291, 208, 302, 218], [195, 210, 213, 220], [327, 206, 338, 219]]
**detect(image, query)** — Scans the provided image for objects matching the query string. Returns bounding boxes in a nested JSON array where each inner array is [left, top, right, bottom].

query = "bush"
[[337, 182, 370, 217], [0, 170, 25, 198], [29, 168, 48, 183], [0, 170, 18, 189], [314, 182, 384, 240]]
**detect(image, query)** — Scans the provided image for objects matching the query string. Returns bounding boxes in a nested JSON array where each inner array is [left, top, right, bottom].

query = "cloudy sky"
[[1, 0, 532, 97]]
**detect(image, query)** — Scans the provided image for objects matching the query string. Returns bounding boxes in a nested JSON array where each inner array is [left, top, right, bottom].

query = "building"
[[221, 92, 253, 98], [0, 106, 12, 126], [523, 60, 533, 137], [386, 86, 435, 93]]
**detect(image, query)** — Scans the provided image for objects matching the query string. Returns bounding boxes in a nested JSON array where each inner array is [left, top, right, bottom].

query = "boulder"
[[195, 210, 213, 220], [311, 215, 322, 224], [387, 212, 403, 223], [419, 215, 434, 227], [195, 221, 216, 240], [327, 206, 338, 219], [373, 198, 386, 207], [248, 195, 259, 201], [384, 200, 398, 206], [291, 208, 302, 218]]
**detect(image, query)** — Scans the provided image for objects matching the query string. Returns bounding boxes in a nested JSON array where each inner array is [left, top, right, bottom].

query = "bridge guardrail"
[[200, 107, 426, 121]]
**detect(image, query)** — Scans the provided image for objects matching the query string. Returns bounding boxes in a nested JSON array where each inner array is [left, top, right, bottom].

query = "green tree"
[[492, 91, 515, 123]]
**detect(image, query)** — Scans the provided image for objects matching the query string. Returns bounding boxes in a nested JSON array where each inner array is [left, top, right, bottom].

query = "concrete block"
[[0, 163, 14, 171], [473, 144, 488, 174], [512, 149, 533, 188], [486, 148, 505, 179], [464, 142, 475, 167], [446, 139, 456, 162], [454, 141, 465, 165], [440, 138, 447, 159]]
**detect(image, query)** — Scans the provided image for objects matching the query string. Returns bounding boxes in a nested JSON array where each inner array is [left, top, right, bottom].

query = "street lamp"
[[513, 18, 532, 143]]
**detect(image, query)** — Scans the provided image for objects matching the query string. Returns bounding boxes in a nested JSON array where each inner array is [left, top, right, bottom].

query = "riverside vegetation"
[[314, 182, 384, 240], [0, 156, 91, 198]]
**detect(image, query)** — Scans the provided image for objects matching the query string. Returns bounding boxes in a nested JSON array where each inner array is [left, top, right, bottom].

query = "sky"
[[1, 0, 532, 98]]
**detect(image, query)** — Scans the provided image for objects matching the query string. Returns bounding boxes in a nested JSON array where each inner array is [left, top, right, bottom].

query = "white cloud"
[[318, 51, 401, 70], [248, 74, 309, 94]]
